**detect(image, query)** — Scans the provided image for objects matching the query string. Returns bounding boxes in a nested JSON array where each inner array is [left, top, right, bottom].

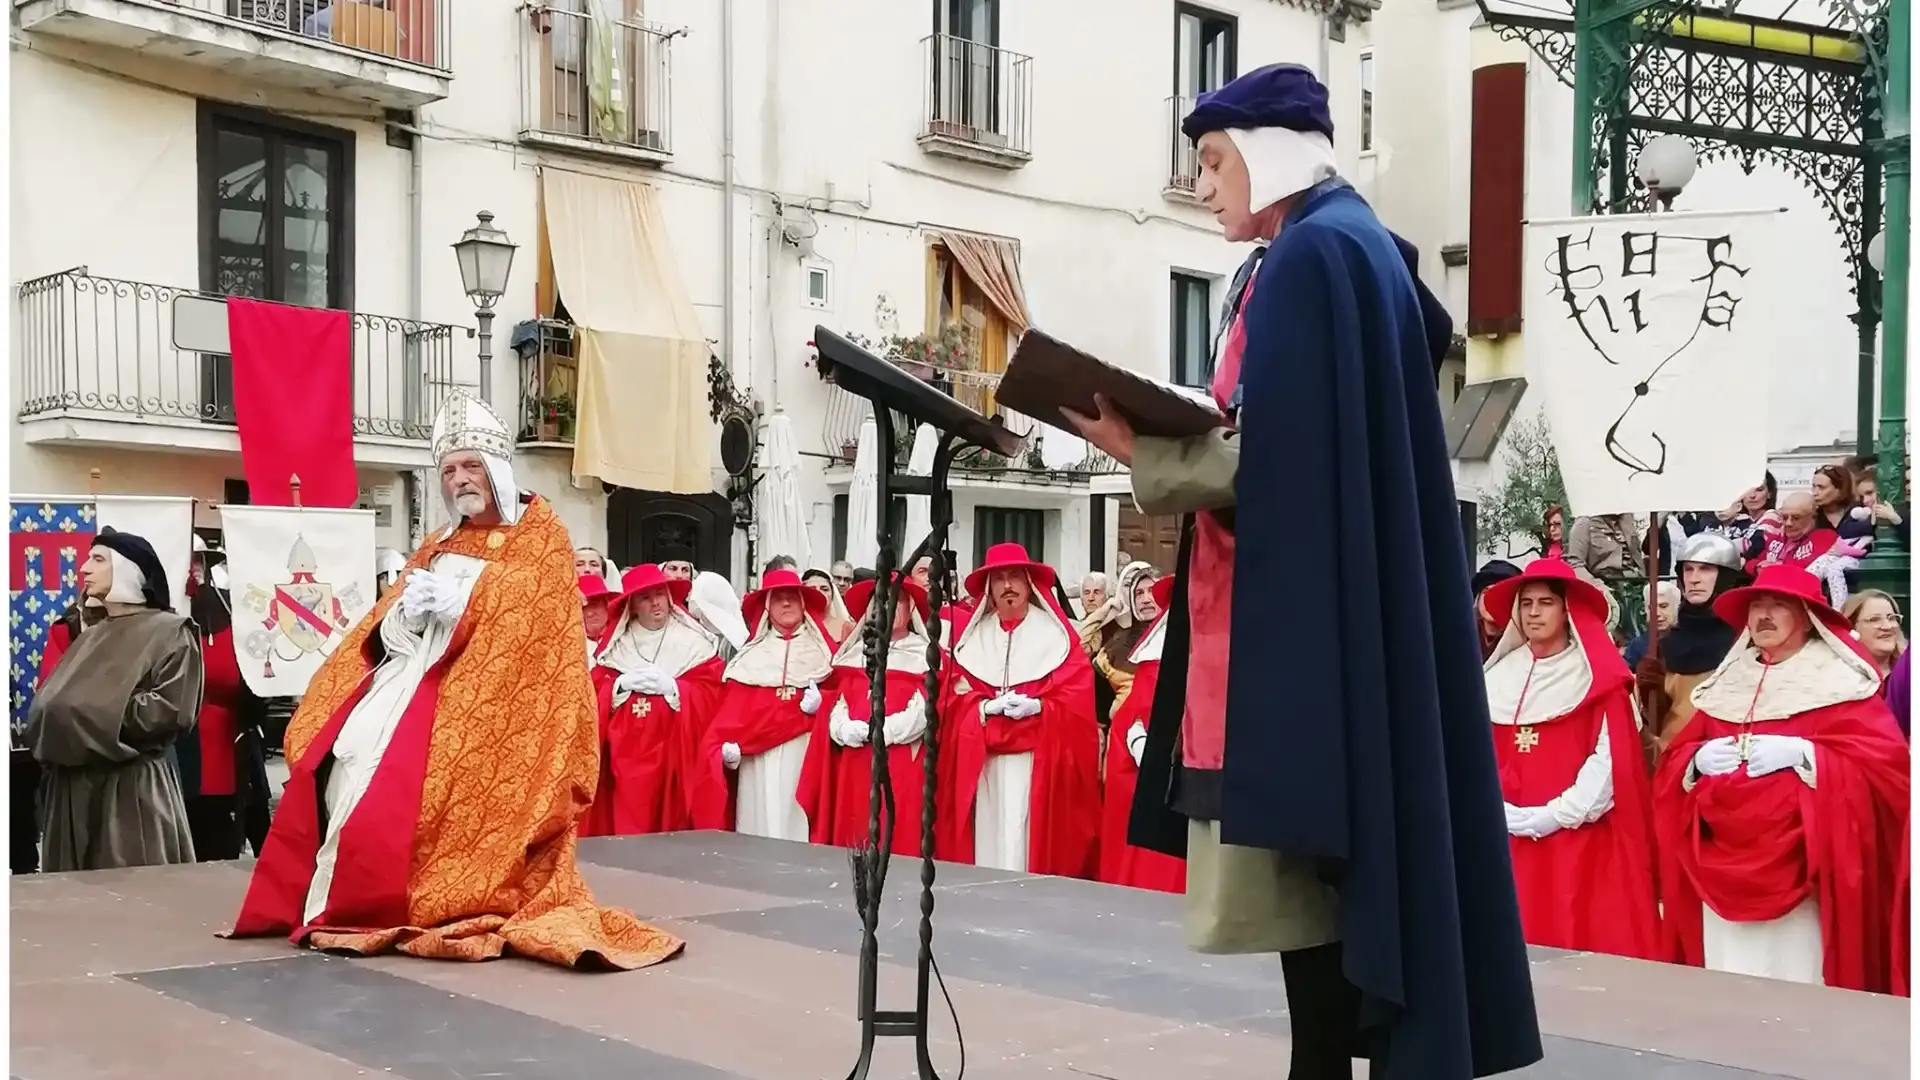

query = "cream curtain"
[[932, 229, 1031, 335], [542, 168, 711, 494]]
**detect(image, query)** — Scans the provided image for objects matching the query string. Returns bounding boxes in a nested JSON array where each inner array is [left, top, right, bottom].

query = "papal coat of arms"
[[242, 534, 366, 676]]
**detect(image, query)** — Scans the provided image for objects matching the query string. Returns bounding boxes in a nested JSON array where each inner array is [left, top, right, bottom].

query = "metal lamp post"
[[1855, 0, 1910, 616], [1635, 134, 1696, 212], [452, 211, 518, 407]]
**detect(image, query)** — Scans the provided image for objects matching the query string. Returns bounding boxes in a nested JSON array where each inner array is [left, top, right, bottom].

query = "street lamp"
[[1867, 230, 1887, 274], [1635, 135, 1699, 210], [453, 211, 518, 406]]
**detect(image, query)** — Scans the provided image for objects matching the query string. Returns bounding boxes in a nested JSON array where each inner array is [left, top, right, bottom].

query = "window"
[[198, 104, 353, 423], [927, 241, 1011, 415], [1170, 272, 1213, 389], [1174, 5, 1237, 100], [1359, 50, 1376, 154], [803, 261, 832, 310], [536, 0, 660, 150], [974, 507, 1045, 567], [199, 104, 353, 309], [931, 0, 1002, 136]]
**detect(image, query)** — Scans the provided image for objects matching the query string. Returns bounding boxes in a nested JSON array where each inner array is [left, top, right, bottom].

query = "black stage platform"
[[9, 832, 1908, 1079]]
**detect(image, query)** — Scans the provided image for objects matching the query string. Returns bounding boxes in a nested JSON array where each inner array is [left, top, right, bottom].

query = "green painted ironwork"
[[1853, 0, 1908, 612]]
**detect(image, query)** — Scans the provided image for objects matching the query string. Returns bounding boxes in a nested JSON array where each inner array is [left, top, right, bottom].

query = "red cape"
[[1098, 658, 1185, 892], [582, 656, 724, 837], [1493, 666, 1665, 960], [795, 664, 971, 860], [946, 600, 1102, 880], [688, 680, 819, 832], [1655, 696, 1909, 991], [1893, 812, 1910, 997], [36, 617, 73, 690]]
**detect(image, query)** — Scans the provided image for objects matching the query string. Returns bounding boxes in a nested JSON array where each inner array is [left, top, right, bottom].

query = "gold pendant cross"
[[1737, 729, 1754, 762], [1514, 726, 1540, 753], [776, 686, 798, 702], [635, 698, 651, 717]]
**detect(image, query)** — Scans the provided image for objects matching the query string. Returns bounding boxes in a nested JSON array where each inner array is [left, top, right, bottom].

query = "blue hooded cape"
[[1128, 181, 1544, 1079]]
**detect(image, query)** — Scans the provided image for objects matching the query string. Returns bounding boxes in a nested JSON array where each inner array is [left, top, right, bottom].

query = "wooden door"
[[1117, 506, 1181, 574]]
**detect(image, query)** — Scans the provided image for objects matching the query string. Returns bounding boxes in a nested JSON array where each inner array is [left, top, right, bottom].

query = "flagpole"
[[289, 474, 303, 510]]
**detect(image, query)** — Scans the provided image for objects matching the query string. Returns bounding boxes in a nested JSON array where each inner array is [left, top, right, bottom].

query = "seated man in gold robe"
[[230, 393, 684, 971]]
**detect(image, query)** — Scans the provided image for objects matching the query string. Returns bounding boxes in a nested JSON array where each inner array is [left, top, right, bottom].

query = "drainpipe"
[[406, 112, 428, 547], [721, 0, 736, 384], [1318, 11, 1332, 84]]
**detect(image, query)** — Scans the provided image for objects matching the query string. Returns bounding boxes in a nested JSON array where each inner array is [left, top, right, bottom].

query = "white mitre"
[[430, 392, 524, 526]]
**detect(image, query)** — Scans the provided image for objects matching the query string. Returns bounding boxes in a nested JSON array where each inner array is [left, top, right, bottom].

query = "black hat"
[[1470, 559, 1523, 599], [93, 528, 172, 611]]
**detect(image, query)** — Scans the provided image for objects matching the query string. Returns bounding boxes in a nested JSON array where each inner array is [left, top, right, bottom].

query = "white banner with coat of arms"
[[220, 504, 377, 697]]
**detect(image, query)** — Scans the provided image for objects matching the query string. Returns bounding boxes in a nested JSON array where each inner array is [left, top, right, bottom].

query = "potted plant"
[[532, 394, 577, 442]]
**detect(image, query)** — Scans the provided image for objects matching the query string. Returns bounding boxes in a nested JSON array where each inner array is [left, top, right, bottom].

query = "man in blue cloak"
[[1065, 64, 1543, 1080]]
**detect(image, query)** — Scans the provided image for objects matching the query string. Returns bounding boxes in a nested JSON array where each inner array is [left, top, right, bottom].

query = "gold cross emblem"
[[1736, 729, 1754, 762], [776, 686, 798, 702], [1514, 726, 1540, 753], [634, 698, 651, 717]]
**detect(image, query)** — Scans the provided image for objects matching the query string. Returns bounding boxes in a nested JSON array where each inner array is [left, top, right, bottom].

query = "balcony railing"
[[168, 0, 448, 71], [513, 317, 579, 444], [1165, 95, 1199, 196], [16, 270, 463, 443], [918, 34, 1033, 167], [521, 3, 674, 159], [819, 349, 1053, 474]]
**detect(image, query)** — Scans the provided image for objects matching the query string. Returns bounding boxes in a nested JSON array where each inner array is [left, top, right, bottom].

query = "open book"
[[996, 329, 1226, 440]]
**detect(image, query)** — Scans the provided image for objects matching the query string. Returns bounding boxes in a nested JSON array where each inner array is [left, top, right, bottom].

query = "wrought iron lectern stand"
[[810, 328, 1025, 1080]]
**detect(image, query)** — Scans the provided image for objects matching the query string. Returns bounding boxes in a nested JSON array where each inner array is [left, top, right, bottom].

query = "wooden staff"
[[289, 474, 303, 509]]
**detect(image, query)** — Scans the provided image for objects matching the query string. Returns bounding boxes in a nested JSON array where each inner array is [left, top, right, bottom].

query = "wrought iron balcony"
[[511, 317, 580, 446], [1164, 95, 1200, 200], [918, 34, 1033, 169], [520, 3, 674, 162], [14, 0, 452, 108], [15, 269, 463, 444]]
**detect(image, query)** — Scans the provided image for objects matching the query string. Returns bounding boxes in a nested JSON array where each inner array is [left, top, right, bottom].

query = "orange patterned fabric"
[[275, 497, 683, 969]]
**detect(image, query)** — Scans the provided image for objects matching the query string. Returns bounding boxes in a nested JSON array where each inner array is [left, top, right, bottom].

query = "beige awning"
[[930, 229, 1031, 335], [542, 168, 712, 494]]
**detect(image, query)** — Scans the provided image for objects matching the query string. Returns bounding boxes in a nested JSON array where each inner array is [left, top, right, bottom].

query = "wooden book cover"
[[997, 329, 1225, 440]]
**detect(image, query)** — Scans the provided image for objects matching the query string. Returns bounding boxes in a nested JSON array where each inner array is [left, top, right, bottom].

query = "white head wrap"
[[1226, 126, 1339, 215], [102, 549, 148, 606], [430, 392, 523, 526]]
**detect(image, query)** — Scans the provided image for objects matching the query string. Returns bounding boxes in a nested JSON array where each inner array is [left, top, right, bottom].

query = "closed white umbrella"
[[757, 411, 812, 573], [844, 416, 880, 568], [901, 423, 938, 556]]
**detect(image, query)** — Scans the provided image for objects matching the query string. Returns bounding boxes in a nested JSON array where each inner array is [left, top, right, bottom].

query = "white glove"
[[981, 693, 1013, 719], [800, 682, 823, 716], [398, 569, 455, 619], [613, 670, 653, 697], [833, 719, 870, 748], [1505, 804, 1562, 841], [1001, 694, 1043, 720], [1692, 736, 1744, 779], [882, 692, 929, 746], [1125, 721, 1147, 766], [1744, 734, 1813, 780], [721, 742, 741, 769]]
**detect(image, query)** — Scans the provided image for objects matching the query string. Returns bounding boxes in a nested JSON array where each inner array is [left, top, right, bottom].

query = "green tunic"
[[1132, 432, 1339, 954], [26, 608, 202, 871]]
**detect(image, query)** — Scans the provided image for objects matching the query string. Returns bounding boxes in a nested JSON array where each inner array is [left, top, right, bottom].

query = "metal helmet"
[[1674, 532, 1743, 573]]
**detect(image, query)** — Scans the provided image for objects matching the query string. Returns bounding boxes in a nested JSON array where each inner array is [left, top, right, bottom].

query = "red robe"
[[1656, 692, 1909, 991], [1098, 655, 1185, 892], [36, 617, 75, 689], [1893, 813, 1910, 997], [584, 655, 724, 836], [795, 663, 971, 859], [946, 601, 1103, 880], [1491, 654, 1665, 960], [195, 627, 244, 796], [688, 626, 834, 832]]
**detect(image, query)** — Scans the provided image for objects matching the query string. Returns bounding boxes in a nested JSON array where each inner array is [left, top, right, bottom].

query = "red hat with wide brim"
[[964, 543, 1057, 603], [1482, 557, 1610, 628], [1712, 563, 1848, 635], [578, 574, 615, 602], [843, 575, 932, 626], [620, 563, 692, 607], [742, 568, 830, 629], [1149, 575, 1175, 612]]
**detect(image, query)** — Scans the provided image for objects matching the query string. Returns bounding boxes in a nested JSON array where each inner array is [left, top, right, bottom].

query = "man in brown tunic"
[[27, 529, 201, 871]]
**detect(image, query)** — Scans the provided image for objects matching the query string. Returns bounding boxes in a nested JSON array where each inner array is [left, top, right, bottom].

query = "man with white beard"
[[1656, 564, 1907, 990], [688, 569, 836, 841], [231, 392, 682, 971], [945, 543, 1102, 877], [587, 564, 724, 836]]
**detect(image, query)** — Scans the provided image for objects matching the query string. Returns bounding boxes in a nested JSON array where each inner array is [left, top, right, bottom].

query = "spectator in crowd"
[[763, 554, 798, 577], [1843, 589, 1907, 681], [1471, 560, 1523, 660], [1541, 505, 1565, 559], [1855, 468, 1910, 548], [1622, 580, 1680, 671], [1680, 475, 1778, 544], [1079, 572, 1110, 620], [1565, 512, 1641, 583], [1811, 464, 1874, 545], [830, 560, 855, 591], [661, 558, 696, 582], [1636, 533, 1748, 760], [801, 568, 855, 641], [1091, 565, 1161, 730]]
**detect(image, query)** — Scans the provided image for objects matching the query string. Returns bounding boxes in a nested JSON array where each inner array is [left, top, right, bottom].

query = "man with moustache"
[[1656, 564, 1907, 990], [690, 569, 835, 840], [1063, 64, 1539, 1080], [589, 564, 724, 836], [1635, 533, 1748, 761], [945, 543, 1102, 877], [231, 393, 683, 972]]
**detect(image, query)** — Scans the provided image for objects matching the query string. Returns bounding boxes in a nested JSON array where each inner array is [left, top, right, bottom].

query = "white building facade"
[[11, 0, 1374, 591]]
